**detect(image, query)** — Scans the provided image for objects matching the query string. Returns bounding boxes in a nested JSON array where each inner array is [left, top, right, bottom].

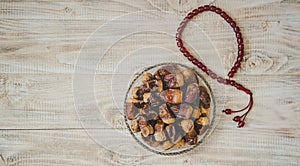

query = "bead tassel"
[[176, 5, 253, 128]]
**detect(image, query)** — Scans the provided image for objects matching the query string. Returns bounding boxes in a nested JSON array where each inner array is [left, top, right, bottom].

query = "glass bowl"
[[124, 63, 216, 155]]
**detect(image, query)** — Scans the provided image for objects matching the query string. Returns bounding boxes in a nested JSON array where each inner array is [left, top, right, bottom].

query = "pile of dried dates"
[[125, 64, 212, 151]]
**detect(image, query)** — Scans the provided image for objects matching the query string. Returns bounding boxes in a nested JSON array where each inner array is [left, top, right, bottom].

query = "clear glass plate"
[[124, 63, 216, 155]]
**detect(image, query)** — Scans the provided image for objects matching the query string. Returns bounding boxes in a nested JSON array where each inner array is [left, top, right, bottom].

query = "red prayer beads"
[[176, 5, 253, 128]]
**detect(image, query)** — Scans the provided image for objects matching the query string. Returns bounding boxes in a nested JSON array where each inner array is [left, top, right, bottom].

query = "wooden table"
[[0, 0, 299, 165]]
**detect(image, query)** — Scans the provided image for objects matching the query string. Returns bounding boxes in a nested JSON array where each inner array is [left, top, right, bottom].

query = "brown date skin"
[[142, 72, 153, 83], [132, 87, 140, 99], [133, 102, 149, 110], [175, 138, 186, 148], [136, 88, 145, 100], [160, 89, 183, 104], [154, 120, 166, 142], [160, 140, 174, 150], [176, 104, 193, 119], [182, 68, 198, 84], [163, 74, 180, 89], [180, 119, 194, 133], [148, 93, 161, 107], [141, 124, 154, 137], [199, 86, 211, 109], [154, 120, 165, 132], [125, 102, 137, 120], [141, 134, 159, 147], [144, 110, 159, 121], [160, 65, 179, 75], [165, 124, 184, 144], [130, 119, 140, 133], [184, 130, 198, 145], [194, 116, 210, 135], [137, 116, 148, 129], [159, 104, 176, 124], [184, 83, 200, 103], [154, 69, 170, 80], [191, 108, 202, 120], [169, 104, 180, 115]]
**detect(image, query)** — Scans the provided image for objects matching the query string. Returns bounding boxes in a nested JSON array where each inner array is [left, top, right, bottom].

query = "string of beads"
[[176, 5, 253, 128]]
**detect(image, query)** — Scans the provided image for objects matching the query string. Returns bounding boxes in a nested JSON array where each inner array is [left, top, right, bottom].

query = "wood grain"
[[0, 0, 299, 165]]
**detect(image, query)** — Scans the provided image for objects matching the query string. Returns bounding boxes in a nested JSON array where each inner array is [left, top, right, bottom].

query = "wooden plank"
[[0, 1, 299, 74], [0, 1, 151, 20], [0, 74, 299, 130], [0, 128, 299, 165]]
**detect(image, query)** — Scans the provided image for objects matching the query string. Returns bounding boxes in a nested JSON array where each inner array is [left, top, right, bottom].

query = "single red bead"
[[210, 73, 217, 79], [237, 56, 243, 62], [233, 116, 241, 122], [187, 56, 194, 61], [198, 7, 204, 12], [204, 5, 210, 11], [223, 109, 232, 115], [207, 69, 216, 78], [224, 79, 230, 85], [201, 66, 207, 72], [183, 51, 191, 57], [192, 59, 199, 65], [236, 32, 241, 39], [231, 66, 238, 72], [238, 44, 244, 50], [228, 72, 234, 77], [234, 62, 241, 68], [238, 121, 245, 128], [230, 70, 236, 75], [206, 69, 212, 74], [237, 38, 243, 44], [221, 12, 228, 19], [180, 47, 187, 53], [234, 26, 240, 33], [231, 22, 236, 28], [192, 9, 199, 15], [196, 62, 204, 68], [176, 33, 181, 39], [177, 27, 182, 33], [226, 17, 233, 23], [217, 77, 224, 83], [215, 8, 222, 14], [230, 80, 236, 86], [188, 12, 194, 17], [177, 41, 183, 47], [238, 50, 243, 56], [210, 6, 216, 11], [234, 63, 240, 69]]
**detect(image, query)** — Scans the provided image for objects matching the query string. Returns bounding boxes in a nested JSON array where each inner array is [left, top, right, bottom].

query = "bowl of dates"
[[124, 63, 215, 155]]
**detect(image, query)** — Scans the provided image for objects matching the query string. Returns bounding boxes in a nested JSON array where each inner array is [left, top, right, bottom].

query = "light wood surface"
[[0, 0, 299, 165]]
